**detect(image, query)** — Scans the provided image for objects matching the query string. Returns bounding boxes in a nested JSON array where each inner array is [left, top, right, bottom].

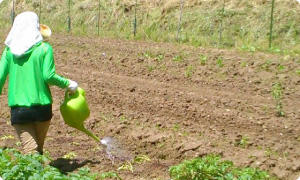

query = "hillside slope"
[[0, 0, 299, 52]]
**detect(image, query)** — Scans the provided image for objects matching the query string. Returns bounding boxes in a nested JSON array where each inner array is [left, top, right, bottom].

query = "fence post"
[[97, 0, 101, 35], [176, 0, 184, 42], [269, 0, 275, 48], [11, 0, 15, 24], [133, 0, 137, 36], [39, 0, 42, 22], [67, 0, 71, 32], [218, 0, 225, 46]]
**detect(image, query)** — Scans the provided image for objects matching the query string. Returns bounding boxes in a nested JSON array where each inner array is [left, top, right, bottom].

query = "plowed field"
[[1, 34, 300, 179]]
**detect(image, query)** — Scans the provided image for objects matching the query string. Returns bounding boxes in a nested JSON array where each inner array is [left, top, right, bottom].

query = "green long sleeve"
[[41, 43, 70, 88], [0, 42, 70, 107], [0, 48, 9, 95]]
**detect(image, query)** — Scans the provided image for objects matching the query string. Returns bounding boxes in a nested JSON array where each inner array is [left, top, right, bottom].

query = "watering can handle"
[[64, 90, 71, 101], [64, 87, 84, 101]]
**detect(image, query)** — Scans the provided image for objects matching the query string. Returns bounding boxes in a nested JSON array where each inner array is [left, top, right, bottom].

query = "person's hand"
[[68, 80, 78, 93]]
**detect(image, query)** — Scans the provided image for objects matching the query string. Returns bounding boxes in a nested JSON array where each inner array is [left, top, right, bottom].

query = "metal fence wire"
[[1, 0, 300, 51]]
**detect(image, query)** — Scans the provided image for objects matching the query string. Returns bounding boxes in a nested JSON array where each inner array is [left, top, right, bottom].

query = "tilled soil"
[[0, 34, 300, 180]]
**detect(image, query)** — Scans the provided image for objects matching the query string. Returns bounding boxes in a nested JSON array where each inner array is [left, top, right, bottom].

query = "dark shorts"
[[11, 104, 53, 125]]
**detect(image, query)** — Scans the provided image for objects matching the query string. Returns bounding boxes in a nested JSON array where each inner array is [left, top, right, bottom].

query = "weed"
[[184, 65, 194, 78], [261, 60, 272, 71], [118, 161, 134, 172], [134, 155, 151, 164], [147, 65, 155, 72], [71, 142, 81, 146], [63, 152, 77, 160], [216, 57, 224, 68], [100, 172, 122, 180], [271, 82, 285, 117], [173, 123, 180, 131], [15, 141, 22, 147], [143, 51, 154, 59], [0, 135, 14, 140], [240, 61, 247, 67], [239, 136, 249, 148], [296, 70, 300, 76], [172, 55, 183, 62], [156, 54, 165, 62], [277, 64, 285, 72], [199, 54, 207, 65]]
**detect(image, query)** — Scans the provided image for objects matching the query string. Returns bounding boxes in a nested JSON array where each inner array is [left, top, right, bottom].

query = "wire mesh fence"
[[0, 0, 299, 52]]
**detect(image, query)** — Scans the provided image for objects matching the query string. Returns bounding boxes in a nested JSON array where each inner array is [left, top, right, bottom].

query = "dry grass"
[[0, 0, 299, 53]]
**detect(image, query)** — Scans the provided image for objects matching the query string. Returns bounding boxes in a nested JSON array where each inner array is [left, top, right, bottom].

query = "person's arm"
[[42, 44, 70, 88], [0, 48, 9, 95]]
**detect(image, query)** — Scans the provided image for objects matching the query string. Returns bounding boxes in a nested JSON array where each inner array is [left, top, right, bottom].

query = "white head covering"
[[5, 11, 43, 56]]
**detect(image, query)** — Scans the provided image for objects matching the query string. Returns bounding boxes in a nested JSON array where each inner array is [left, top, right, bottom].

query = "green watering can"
[[60, 87, 100, 142]]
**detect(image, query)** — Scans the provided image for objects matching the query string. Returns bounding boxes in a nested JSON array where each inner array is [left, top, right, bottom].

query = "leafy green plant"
[[236, 136, 249, 148], [134, 155, 151, 164], [0, 148, 121, 180], [296, 70, 300, 76], [63, 152, 77, 160], [99, 171, 122, 180], [185, 65, 194, 78], [0, 135, 15, 140], [272, 82, 285, 117], [216, 57, 224, 68], [118, 161, 134, 172], [277, 65, 285, 72], [172, 55, 184, 62], [261, 60, 272, 71], [169, 155, 275, 180], [118, 155, 151, 173], [240, 61, 247, 67], [199, 54, 207, 65], [156, 54, 165, 62], [143, 51, 155, 59], [147, 65, 155, 72]]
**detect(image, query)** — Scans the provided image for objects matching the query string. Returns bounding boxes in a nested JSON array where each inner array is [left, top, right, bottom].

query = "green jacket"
[[0, 41, 69, 107]]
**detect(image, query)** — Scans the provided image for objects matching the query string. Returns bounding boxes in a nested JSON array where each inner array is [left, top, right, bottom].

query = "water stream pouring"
[[60, 87, 100, 142]]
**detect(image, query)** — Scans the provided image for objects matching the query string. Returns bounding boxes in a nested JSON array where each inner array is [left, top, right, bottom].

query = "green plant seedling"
[[143, 51, 154, 59], [118, 161, 134, 172], [272, 82, 285, 117], [173, 123, 180, 131], [296, 70, 300, 76], [147, 65, 155, 72], [134, 155, 151, 164], [261, 60, 272, 71], [240, 61, 247, 67], [63, 152, 77, 160], [172, 55, 183, 62], [15, 141, 22, 147], [156, 54, 165, 62], [0, 135, 14, 140], [100, 171, 122, 180], [216, 57, 224, 68], [199, 54, 207, 65], [239, 136, 249, 148], [277, 65, 285, 72], [185, 65, 194, 78]]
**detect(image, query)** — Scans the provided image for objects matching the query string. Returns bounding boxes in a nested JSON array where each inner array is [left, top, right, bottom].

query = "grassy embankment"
[[0, 0, 299, 54]]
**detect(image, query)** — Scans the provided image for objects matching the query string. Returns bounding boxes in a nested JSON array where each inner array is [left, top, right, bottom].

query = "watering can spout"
[[81, 128, 100, 142], [60, 87, 100, 142]]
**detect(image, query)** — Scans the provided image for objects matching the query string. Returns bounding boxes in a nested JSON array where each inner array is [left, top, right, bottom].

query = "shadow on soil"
[[50, 158, 100, 173]]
